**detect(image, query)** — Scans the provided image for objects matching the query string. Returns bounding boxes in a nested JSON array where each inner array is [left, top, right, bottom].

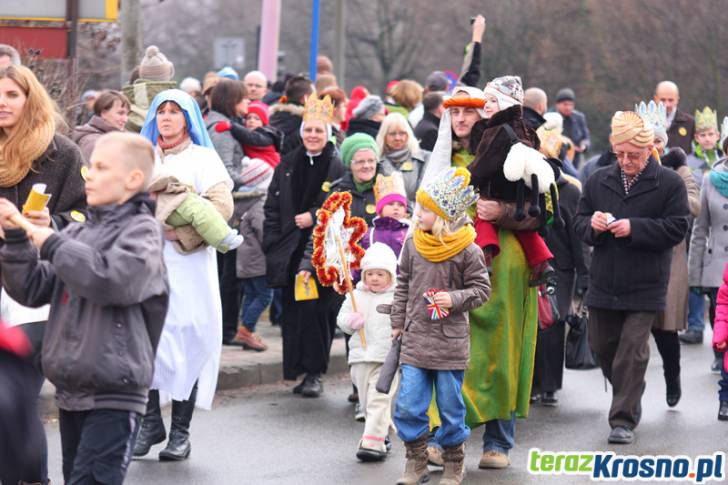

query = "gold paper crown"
[[373, 172, 407, 203], [303, 93, 335, 124], [695, 106, 718, 133], [416, 167, 478, 222]]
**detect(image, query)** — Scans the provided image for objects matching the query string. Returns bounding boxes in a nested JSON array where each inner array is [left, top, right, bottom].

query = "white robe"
[[151, 143, 233, 409]]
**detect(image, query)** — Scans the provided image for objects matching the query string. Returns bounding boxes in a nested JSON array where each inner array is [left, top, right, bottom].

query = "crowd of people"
[[0, 13, 726, 483]]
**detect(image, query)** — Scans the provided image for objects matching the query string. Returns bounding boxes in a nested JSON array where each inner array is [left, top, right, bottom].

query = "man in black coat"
[[654, 80, 695, 154], [269, 75, 314, 156], [413, 92, 444, 152], [574, 111, 689, 445]]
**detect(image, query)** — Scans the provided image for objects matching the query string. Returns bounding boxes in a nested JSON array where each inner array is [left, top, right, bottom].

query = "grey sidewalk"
[[40, 322, 348, 418]]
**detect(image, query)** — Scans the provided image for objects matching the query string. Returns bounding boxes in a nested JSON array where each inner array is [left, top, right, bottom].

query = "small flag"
[[423, 288, 450, 320]]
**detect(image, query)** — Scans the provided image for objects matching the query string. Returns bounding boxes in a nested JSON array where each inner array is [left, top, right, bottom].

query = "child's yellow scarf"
[[413, 225, 476, 263]]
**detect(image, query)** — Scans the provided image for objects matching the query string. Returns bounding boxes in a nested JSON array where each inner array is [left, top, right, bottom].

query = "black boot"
[[159, 384, 197, 461], [301, 373, 323, 398], [133, 390, 166, 457]]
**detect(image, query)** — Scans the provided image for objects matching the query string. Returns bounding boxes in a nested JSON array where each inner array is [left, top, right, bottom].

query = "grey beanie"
[[555, 87, 575, 103], [353, 95, 384, 120], [139, 45, 175, 82], [425, 71, 449, 92]]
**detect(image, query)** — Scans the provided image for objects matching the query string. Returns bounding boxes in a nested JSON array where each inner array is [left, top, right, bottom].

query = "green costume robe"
[[430, 149, 538, 430]]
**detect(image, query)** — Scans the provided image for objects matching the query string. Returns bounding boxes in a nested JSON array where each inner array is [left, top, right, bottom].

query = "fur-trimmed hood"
[[268, 102, 304, 117]]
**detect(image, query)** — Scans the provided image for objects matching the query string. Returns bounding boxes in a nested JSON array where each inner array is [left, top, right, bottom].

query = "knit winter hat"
[[240, 157, 274, 191], [416, 167, 478, 222], [360, 242, 398, 282], [635, 100, 668, 145], [555, 88, 575, 103], [483, 75, 524, 111], [609, 111, 654, 148], [374, 172, 407, 215], [246, 101, 269, 126], [217, 66, 240, 80], [353, 95, 384, 120], [180, 77, 202, 94], [425, 71, 450, 92], [139, 45, 175, 82], [340, 133, 379, 167]]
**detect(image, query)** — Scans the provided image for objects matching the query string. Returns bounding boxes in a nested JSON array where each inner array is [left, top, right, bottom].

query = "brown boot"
[[396, 434, 430, 485], [440, 443, 466, 485], [232, 326, 268, 351]]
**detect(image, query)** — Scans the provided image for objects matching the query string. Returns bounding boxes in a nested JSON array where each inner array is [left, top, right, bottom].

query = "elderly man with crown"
[[574, 110, 690, 445], [263, 94, 345, 398], [421, 78, 548, 471]]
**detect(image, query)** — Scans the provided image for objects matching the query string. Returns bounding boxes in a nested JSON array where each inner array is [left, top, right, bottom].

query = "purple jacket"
[[354, 217, 411, 284]]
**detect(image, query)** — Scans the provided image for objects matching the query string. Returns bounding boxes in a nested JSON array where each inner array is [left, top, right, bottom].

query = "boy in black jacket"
[[0, 132, 169, 484]]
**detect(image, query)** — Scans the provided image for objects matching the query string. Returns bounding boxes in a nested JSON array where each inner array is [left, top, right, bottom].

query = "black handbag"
[[376, 335, 401, 394], [564, 300, 598, 370]]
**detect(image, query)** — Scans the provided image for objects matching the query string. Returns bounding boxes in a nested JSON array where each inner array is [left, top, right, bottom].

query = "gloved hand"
[[215, 120, 232, 133], [349, 312, 365, 330]]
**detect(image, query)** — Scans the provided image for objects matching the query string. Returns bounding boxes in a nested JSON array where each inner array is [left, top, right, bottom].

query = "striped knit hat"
[[240, 157, 274, 191]]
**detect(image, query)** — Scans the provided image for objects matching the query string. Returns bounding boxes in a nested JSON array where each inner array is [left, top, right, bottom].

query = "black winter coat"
[[269, 103, 304, 156], [544, 177, 588, 287], [414, 112, 440, 152], [263, 143, 345, 287], [3, 134, 87, 230], [346, 118, 381, 139], [667, 109, 696, 155], [573, 160, 690, 311]]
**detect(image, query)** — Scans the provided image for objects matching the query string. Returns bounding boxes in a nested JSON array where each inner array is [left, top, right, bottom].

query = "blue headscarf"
[[141, 89, 213, 148]]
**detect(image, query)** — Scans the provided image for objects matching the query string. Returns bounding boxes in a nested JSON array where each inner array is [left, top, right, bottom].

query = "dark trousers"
[[720, 365, 728, 403], [651, 328, 680, 386], [218, 251, 242, 342], [588, 308, 656, 430], [241, 276, 274, 332], [59, 409, 140, 485]]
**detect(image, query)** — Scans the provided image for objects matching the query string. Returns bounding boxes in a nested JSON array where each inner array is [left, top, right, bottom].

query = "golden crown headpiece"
[[374, 172, 407, 203], [303, 93, 335, 125], [695, 106, 718, 133]]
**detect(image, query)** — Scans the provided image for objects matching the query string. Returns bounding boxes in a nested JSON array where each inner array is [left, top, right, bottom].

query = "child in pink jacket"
[[713, 262, 728, 421]]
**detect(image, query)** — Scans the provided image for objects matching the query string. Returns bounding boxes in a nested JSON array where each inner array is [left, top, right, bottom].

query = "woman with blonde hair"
[[0, 64, 86, 485], [376, 112, 428, 204], [387, 79, 423, 116]]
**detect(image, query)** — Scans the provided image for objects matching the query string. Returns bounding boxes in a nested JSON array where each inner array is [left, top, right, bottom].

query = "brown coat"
[[71, 116, 119, 165], [656, 164, 700, 331], [391, 234, 491, 370]]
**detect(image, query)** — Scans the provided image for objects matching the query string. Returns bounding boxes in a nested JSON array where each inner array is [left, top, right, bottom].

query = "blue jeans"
[[482, 413, 516, 454], [240, 276, 273, 332], [720, 365, 728, 403], [394, 365, 470, 447], [687, 291, 706, 332]]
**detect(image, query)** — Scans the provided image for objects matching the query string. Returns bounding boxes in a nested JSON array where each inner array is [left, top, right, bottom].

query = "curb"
[[41, 343, 349, 420]]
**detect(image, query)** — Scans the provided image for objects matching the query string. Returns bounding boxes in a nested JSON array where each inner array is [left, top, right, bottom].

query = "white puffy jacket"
[[337, 281, 395, 364]]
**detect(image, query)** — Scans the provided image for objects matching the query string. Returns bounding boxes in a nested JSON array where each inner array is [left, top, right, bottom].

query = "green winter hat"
[[340, 133, 379, 167]]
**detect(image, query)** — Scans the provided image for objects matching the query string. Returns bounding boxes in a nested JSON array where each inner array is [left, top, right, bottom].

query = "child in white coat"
[[337, 243, 399, 462]]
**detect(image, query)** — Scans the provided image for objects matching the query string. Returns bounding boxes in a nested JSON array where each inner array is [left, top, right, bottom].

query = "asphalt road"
[[45, 334, 727, 484]]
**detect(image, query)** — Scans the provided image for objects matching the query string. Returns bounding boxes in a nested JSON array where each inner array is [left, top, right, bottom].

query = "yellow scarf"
[[413, 224, 476, 263]]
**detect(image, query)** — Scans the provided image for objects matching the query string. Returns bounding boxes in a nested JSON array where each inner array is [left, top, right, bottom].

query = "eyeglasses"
[[614, 151, 645, 162], [351, 158, 377, 166]]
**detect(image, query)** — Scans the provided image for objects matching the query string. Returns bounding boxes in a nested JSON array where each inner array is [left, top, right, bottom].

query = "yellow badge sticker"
[[80, 165, 89, 181], [322, 181, 331, 192], [366, 204, 376, 214], [70, 210, 86, 223], [679, 127, 688, 136], [401, 161, 414, 171]]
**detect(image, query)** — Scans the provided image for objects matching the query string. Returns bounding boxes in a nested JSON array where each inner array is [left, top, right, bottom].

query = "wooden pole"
[[334, 231, 366, 348]]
